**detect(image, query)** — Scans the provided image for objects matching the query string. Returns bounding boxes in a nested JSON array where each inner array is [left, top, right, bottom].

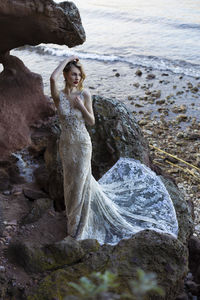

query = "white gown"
[[57, 91, 178, 245]]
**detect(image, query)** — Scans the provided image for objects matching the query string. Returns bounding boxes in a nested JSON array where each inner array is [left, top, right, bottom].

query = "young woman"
[[50, 56, 94, 239], [50, 56, 178, 245]]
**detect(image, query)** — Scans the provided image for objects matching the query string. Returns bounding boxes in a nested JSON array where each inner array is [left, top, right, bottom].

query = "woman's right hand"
[[67, 55, 79, 62]]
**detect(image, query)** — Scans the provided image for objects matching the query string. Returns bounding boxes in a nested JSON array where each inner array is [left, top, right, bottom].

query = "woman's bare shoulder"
[[81, 88, 91, 98]]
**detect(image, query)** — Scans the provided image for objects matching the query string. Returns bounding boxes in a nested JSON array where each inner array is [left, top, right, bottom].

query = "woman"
[[50, 56, 178, 245], [50, 56, 94, 239]]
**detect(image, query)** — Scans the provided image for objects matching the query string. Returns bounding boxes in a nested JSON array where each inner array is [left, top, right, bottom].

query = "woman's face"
[[64, 65, 82, 88]]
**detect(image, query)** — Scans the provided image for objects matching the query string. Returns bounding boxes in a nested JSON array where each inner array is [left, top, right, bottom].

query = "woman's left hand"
[[73, 96, 84, 110]]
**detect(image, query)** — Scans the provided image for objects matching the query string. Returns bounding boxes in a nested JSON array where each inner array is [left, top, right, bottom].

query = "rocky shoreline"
[[0, 95, 197, 300], [0, 0, 199, 298]]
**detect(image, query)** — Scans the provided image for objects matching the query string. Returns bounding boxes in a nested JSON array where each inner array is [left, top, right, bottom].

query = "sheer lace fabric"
[[58, 91, 178, 245]]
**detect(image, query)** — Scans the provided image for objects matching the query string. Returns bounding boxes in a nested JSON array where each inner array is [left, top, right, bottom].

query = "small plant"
[[67, 270, 118, 299], [123, 268, 165, 299], [66, 269, 165, 300]]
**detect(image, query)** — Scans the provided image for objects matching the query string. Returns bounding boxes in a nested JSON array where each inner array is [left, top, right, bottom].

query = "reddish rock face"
[[0, 0, 86, 53], [0, 0, 86, 157], [0, 54, 54, 157]]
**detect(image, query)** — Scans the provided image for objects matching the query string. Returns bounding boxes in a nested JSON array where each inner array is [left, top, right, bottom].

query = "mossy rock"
[[26, 231, 188, 300], [6, 236, 101, 273]]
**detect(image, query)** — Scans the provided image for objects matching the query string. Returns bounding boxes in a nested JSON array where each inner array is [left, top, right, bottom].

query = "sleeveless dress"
[[57, 91, 178, 245]]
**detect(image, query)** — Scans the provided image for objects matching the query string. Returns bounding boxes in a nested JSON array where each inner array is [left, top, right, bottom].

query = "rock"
[[27, 231, 188, 300], [0, 169, 10, 191], [177, 132, 184, 139], [187, 82, 193, 89], [133, 82, 140, 88], [176, 91, 184, 95], [191, 87, 198, 93], [161, 177, 194, 245], [20, 198, 52, 224], [79, 239, 101, 254], [156, 99, 165, 105], [139, 119, 148, 126], [23, 187, 48, 201], [175, 293, 189, 300], [6, 236, 100, 273], [172, 105, 187, 114], [188, 236, 200, 283], [145, 90, 151, 95], [29, 125, 52, 158], [135, 103, 144, 107], [0, 54, 55, 158], [0, 0, 85, 53], [0, 155, 25, 186], [89, 96, 150, 175], [135, 69, 142, 76], [0, 0, 86, 158], [146, 73, 156, 80], [127, 96, 134, 100], [33, 165, 49, 193], [152, 90, 161, 98], [176, 114, 188, 123], [185, 133, 200, 141]]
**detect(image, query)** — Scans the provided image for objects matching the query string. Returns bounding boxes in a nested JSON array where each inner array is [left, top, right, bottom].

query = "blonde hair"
[[63, 60, 86, 91]]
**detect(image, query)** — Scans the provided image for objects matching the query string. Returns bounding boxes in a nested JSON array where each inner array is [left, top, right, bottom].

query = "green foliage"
[[123, 268, 165, 299], [67, 270, 118, 299], [66, 269, 165, 300]]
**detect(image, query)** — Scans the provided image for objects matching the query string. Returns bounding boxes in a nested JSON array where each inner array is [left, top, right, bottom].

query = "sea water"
[[45, 0, 200, 77], [1, 0, 199, 120]]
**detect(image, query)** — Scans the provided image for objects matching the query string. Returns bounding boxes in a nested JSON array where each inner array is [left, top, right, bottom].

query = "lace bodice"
[[57, 91, 91, 145]]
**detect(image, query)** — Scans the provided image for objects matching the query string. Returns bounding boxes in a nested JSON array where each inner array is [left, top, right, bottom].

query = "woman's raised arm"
[[50, 56, 78, 108]]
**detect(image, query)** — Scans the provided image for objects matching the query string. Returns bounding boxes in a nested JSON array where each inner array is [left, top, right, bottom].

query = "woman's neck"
[[64, 86, 78, 95]]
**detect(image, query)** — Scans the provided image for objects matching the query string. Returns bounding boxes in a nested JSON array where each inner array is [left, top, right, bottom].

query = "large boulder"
[[7, 236, 100, 273], [0, 0, 85, 158], [0, 54, 54, 158], [23, 231, 187, 300], [0, 0, 85, 53], [87, 96, 150, 178]]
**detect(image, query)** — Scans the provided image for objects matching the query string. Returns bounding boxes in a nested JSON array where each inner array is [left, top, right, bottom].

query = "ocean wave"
[[16, 45, 200, 78]]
